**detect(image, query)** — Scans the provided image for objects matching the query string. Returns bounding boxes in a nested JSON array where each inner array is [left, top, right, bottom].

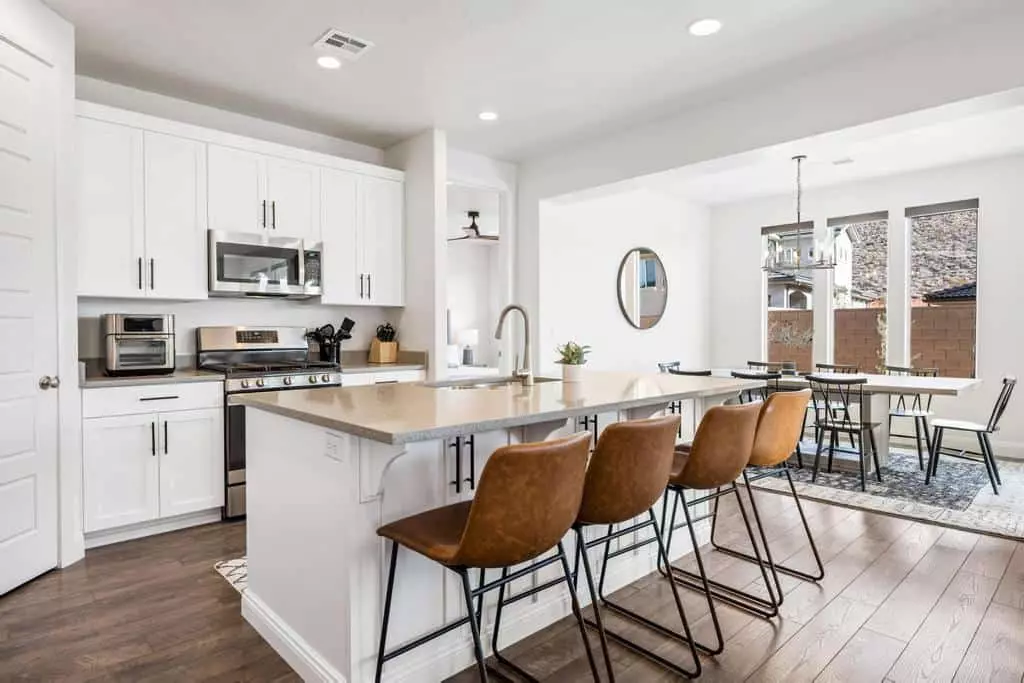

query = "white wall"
[[708, 153, 1024, 456], [77, 298, 391, 359], [538, 187, 710, 375], [516, 7, 1024, 360], [76, 76, 384, 165]]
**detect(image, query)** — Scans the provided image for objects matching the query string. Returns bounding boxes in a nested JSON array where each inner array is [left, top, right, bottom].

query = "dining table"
[[711, 370, 981, 471]]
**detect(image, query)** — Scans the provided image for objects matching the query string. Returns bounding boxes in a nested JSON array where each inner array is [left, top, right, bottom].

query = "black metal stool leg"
[[913, 416, 925, 470], [857, 429, 867, 491], [712, 472, 783, 603], [812, 427, 826, 483], [556, 542, 602, 682], [669, 485, 779, 620], [375, 541, 399, 683], [575, 527, 615, 682], [458, 568, 489, 682]]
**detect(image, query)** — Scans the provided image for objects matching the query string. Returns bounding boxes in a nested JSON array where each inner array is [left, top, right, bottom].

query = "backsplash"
[[77, 298, 399, 358]]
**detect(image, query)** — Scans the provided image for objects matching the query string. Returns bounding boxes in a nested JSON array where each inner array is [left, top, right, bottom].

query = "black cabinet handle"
[[359, 274, 365, 299], [137, 257, 143, 290], [367, 274, 372, 299], [271, 200, 276, 229], [163, 420, 168, 454], [261, 200, 267, 228], [449, 437, 463, 493], [464, 435, 476, 490], [149, 258, 155, 290], [150, 421, 156, 456], [139, 395, 179, 402]]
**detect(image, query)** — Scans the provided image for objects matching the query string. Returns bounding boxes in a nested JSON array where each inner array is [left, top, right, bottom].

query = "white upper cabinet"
[[265, 157, 320, 240], [321, 171, 404, 307], [320, 169, 360, 304], [207, 145, 266, 234], [77, 118, 145, 297], [78, 118, 207, 300], [208, 145, 320, 240], [362, 176, 405, 306], [144, 132, 208, 300]]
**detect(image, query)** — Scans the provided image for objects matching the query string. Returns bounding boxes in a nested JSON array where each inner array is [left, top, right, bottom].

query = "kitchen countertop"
[[233, 370, 762, 445], [80, 368, 225, 388], [340, 362, 426, 374]]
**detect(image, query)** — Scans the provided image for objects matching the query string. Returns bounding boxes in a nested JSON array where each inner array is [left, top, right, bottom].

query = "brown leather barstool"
[[374, 433, 600, 683], [661, 402, 779, 630], [572, 415, 701, 680], [709, 390, 823, 604]]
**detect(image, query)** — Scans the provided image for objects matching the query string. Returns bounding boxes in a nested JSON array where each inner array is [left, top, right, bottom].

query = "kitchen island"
[[233, 371, 760, 683]]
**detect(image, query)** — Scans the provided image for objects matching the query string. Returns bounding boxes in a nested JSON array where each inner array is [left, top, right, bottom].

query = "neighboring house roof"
[[923, 281, 976, 302], [766, 271, 814, 286]]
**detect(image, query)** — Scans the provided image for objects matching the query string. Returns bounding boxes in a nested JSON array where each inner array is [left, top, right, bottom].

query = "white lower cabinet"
[[157, 408, 224, 518], [82, 414, 160, 532], [83, 398, 224, 534]]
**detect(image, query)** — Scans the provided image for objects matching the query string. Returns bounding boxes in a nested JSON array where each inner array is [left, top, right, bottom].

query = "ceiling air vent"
[[314, 29, 374, 61]]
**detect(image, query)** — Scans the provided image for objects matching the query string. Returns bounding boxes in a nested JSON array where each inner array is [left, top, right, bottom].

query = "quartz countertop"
[[232, 371, 762, 445], [80, 368, 225, 389], [340, 362, 426, 374]]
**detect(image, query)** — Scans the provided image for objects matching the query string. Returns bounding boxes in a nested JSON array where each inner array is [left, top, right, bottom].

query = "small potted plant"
[[555, 341, 591, 382]]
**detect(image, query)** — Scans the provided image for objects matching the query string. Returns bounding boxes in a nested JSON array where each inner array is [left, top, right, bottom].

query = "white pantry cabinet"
[[82, 385, 224, 534], [207, 144, 320, 240], [77, 118, 208, 300], [321, 170, 405, 306]]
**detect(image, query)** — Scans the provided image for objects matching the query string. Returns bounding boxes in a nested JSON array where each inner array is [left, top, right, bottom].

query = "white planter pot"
[[561, 363, 585, 382]]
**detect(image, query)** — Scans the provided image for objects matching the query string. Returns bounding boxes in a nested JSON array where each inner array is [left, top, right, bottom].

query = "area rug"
[[214, 556, 247, 594], [750, 443, 1024, 541]]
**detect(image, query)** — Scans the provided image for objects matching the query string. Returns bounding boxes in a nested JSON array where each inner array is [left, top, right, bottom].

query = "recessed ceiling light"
[[317, 55, 342, 70], [478, 111, 499, 122], [688, 19, 722, 36]]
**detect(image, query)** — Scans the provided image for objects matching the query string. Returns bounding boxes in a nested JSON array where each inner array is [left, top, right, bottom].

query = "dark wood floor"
[[2, 492, 1023, 682], [0, 521, 298, 682]]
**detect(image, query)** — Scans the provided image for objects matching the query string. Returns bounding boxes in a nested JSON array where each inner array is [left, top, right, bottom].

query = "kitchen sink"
[[424, 376, 561, 390]]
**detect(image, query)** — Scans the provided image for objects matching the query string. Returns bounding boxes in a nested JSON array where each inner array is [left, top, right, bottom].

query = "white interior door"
[[0, 36, 59, 596]]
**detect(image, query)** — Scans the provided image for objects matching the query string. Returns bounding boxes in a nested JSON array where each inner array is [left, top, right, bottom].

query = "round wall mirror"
[[617, 248, 667, 329]]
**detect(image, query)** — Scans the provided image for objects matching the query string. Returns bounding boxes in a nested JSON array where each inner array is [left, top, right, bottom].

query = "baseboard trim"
[[84, 509, 222, 549], [243, 590, 347, 683]]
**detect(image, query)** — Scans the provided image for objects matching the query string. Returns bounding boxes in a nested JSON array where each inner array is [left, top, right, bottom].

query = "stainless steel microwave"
[[208, 230, 322, 298]]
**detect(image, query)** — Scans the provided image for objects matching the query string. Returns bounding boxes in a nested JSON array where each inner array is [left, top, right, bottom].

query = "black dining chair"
[[884, 365, 938, 470], [731, 370, 781, 404], [927, 377, 1017, 496], [807, 374, 882, 491], [814, 363, 860, 447], [748, 360, 798, 375]]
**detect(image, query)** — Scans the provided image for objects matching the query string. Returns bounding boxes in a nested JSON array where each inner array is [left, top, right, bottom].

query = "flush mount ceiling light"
[[478, 111, 499, 122], [317, 55, 342, 69], [688, 18, 722, 36]]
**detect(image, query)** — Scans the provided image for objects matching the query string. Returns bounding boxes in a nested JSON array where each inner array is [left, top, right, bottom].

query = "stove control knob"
[[283, 376, 293, 386], [321, 374, 330, 383], [309, 375, 318, 384], [256, 378, 265, 388], [241, 379, 251, 389]]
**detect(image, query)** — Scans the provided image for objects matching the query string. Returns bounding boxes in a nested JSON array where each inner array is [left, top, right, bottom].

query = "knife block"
[[369, 339, 398, 364]]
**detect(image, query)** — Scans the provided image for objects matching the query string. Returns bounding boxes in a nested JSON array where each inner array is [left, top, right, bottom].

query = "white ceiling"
[[647, 93, 1024, 205], [43, 0, 1012, 160]]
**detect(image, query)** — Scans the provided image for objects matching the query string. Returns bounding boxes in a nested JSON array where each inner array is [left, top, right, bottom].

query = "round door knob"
[[309, 375, 318, 384], [283, 376, 293, 386], [241, 379, 251, 389], [256, 378, 265, 388], [321, 374, 330, 383], [38, 375, 60, 390]]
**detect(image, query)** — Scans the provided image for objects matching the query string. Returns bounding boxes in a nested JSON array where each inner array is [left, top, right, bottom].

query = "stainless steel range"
[[196, 326, 342, 519]]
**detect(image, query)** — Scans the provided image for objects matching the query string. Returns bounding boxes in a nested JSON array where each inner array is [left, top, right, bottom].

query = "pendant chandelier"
[[762, 155, 836, 272]]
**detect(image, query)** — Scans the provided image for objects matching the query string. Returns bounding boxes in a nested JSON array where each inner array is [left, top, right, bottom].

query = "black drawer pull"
[[139, 395, 179, 402]]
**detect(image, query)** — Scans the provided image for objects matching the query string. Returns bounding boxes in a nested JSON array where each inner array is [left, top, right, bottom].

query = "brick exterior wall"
[[767, 305, 976, 377]]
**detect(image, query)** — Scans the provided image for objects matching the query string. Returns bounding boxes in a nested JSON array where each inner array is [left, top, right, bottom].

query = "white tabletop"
[[712, 370, 980, 396]]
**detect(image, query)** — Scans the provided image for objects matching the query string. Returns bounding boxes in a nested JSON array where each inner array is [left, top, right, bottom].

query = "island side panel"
[[243, 408, 355, 682]]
